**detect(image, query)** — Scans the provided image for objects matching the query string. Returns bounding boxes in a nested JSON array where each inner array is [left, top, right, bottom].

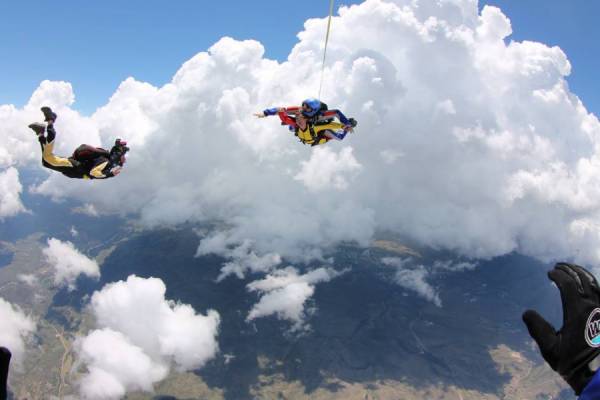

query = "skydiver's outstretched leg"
[[29, 108, 78, 173], [40, 124, 75, 168], [30, 123, 76, 170], [0, 347, 11, 400]]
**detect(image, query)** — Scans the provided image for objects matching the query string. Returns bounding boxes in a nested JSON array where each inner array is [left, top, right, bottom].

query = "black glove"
[[523, 262, 600, 395], [0, 347, 11, 400]]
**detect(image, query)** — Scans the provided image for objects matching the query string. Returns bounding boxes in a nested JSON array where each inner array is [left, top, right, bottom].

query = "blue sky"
[[1, 0, 599, 116]]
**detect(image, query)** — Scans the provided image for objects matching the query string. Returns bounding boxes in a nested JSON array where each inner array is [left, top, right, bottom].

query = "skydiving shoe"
[[28, 122, 46, 136], [41, 106, 57, 123]]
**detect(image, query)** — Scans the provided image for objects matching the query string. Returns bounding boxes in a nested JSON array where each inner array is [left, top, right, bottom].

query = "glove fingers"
[[549, 266, 582, 325], [562, 263, 600, 300], [522, 310, 558, 368]]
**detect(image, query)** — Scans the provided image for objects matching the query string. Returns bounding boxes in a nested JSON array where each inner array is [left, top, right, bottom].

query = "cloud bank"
[[2, 0, 600, 268], [76, 275, 220, 399], [42, 238, 100, 290]]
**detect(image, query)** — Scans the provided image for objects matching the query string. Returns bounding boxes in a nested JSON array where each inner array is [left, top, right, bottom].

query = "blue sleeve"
[[263, 108, 279, 116], [580, 370, 600, 400], [327, 129, 348, 141], [332, 109, 350, 125]]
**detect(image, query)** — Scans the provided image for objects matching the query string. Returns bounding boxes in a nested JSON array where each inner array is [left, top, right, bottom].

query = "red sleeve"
[[278, 111, 297, 128]]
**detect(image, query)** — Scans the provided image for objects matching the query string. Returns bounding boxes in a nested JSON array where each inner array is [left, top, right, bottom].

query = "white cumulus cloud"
[[433, 259, 478, 272], [76, 329, 168, 400], [42, 238, 100, 290], [395, 266, 442, 307], [0, 167, 26, 219], [294, 147, 362, 191], [0, 298, 35, 369], [196, 236, 282, 281], [17, 274, 37, 286], [72, 204, 100, 217], [382, 257, 441, 307], [1, 0, 599, 269], [381, 257, 478, 305], [76, 275, 220, 399], [246, 266, 343, 330]]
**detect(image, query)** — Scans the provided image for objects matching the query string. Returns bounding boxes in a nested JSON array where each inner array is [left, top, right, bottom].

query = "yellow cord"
[[318, 0, 335, 99]]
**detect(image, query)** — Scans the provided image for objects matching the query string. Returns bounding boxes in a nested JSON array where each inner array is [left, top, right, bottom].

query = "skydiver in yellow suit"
[[28, 107, 128, 180]]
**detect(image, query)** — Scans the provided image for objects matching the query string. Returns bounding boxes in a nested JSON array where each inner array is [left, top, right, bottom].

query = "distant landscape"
[[0, 202, 573, 399]]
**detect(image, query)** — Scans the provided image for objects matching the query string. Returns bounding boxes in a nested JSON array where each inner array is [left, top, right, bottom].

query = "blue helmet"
[[301, 98, 322, 117]]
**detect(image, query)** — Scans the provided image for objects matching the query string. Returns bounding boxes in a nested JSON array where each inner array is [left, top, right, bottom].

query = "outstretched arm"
[[322, 109, 351, 126], [89, 161, 111, 179], [277, 110, 298, 128], [255, 106, 301, 118], [89, 158, 122, 179], [254, 107, 281, 118]]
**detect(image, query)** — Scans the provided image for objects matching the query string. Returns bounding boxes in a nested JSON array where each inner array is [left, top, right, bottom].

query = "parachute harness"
[[317, 0, 335, 99]]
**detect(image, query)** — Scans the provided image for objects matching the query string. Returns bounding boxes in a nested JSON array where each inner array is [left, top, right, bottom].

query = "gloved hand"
[[0, 347, 11, 400], [523, 262, 600, 395], [344, 118, 357, 133], [109, 166, 122, 176]]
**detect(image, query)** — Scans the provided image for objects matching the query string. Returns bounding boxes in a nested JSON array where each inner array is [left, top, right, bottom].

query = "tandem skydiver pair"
[[255, 98, 357, 146]]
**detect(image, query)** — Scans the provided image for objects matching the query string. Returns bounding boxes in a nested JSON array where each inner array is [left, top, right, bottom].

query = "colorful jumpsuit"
[[39, 125, 116, 179], [263, 107, 353, 146]]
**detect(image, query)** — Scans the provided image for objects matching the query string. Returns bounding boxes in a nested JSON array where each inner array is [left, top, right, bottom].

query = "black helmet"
[[109, 139, 129, 166]]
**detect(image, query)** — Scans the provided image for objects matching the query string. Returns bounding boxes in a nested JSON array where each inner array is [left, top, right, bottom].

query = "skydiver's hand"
[[343, 125, 354, 133], [111, 167, 122, 176], [254, 112, 267, 118], [522, 263, 600, 395]]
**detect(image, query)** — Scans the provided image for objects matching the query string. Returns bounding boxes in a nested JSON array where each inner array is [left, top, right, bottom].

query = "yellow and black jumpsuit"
[[39, 125, 116, 179], [295, 121, 348, 146], [273, 110, 350, 146]]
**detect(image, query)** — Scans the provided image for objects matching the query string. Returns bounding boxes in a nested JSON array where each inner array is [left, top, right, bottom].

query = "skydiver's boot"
[[41, 106, 57, 123], [28, 122, 46, 136]]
